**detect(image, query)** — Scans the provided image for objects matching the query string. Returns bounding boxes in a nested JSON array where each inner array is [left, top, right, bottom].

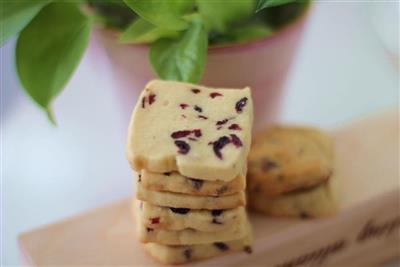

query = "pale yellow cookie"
[[136, 182, 245, 210], [126, 80, 253, 181], [137, 200, 246, 232], [249, 174, 339, 217], [144, 230, 253, 264], [248, 126, 334, 197], [138, 169, 246, 196]]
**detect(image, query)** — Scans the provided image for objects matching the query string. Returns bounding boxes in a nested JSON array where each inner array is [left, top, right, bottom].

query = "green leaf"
[[212, 24, 272, 44], [0, 0, 51, 45], [16, 2, 91, 121], [149, 16, 207, 83], [196, 0, 254, 33], [255, 0, 298, 12], [123, 0, 193, 31], [119, 18, 179, 44]]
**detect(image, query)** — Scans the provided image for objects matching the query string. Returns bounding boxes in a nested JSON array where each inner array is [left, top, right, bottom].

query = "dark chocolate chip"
[[211, 209, 224, 216], [214, 242, 229, 251], [170, 207, 191, 214], [191, 88, 201, 94], [216, 118, 229, 126], [141, 97, 146, 108], [212, 218, 223, 225], [261, 158, 279, 172], [148, 93, 156, 105], [300, 212, 311, 219], [213, 136, 230, 159], [193, 129, 202, 137], [175, 140, 190, 154], [194, 105, 203, 113], [163, 172, 171, 176], [235, 97, 248, 113], [189, 178, 204, 190], [180, 103, 189, 109], [198, 115, 208, 120], [244, 246, 252, 254], [146, 228, 154, 232], [183, 248, 192, 260], [216, 186, 228, 195]]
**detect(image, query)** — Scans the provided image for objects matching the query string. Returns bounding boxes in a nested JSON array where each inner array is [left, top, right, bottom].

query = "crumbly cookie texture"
[[249, 174, 339, 217], [136, 209, 248, 245], [126, 80, 253, 181], [138, 169, 246, 197], [144, 228, 252, 264], [136, 182, 246, 210], [248, 126, 334, 197], [137, 200, 246, 232]]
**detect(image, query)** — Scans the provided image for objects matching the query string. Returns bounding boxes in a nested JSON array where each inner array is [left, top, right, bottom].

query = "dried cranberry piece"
[[198, 115, 208, 120], [193, 129, 202, 137], [194, 105, 203, 113], [213, 136, 230, 159], [244, 246, 253, 254], [230, 134, 243, 148], [163, 172, 171, 176], [228, 123, 242, 130], [183, 248, 192, 260], [141, 97, 146, 108], [211, 209, 223, 216], [210, 92, 223, 98], [214, 242, 229, 251], [189, 178, 204, 190], [180, 103, 189, 109], [235, 97, 248, 113], [212, 218, 223, 225], [148, 93, 156, 105], [171, 130, 192, 139], [150, 217, 160, 224], [191, 88, 201, 94], [170, 207, 191, 214], [175, 140, 190, 154], [216, 118, 229, 126]]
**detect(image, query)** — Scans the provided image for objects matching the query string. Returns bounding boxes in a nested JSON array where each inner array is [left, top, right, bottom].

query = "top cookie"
[[126, 80, 253, 181], [247, 126, 334, 196]]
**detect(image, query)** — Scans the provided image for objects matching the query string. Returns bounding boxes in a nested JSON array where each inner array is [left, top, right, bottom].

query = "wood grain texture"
[[19, 109, 400, 266]]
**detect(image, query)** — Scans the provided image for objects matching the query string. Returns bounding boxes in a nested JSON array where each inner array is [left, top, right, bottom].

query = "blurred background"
[[1, 1, 398, 265]]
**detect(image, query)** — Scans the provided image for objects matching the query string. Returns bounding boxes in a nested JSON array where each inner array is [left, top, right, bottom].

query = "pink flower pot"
[[93, 9, 310, 132]]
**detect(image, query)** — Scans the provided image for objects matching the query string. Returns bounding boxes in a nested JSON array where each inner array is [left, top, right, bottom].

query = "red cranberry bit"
[[170, 207, 191, 214], [189, 178, 204, 190], [150, 217, 160, 224], [171, 130, 192, 139], [198, 115, 208, 120], [194, 105, 203, 113], [228, 123, 242, 130], [175, 140, 190, 154], [193, 129, 202, 137], [230, 134, 243, 148], [180, 103, 189, 109], [214, 242, 229, 251], [244, 246, 253, 254], [213, 136, 231, 159], [191, 88, 201, 94], [141, 97, 146, 108], [211, 209, 223, 216], [183, 248, 192, 260], [210, 92, 223, 98], [235, 97, 248, 113], [148, 93, 156, 105], [216, 118, 229, 126]]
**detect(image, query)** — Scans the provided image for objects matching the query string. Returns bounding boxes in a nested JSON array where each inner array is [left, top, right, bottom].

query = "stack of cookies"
[[126, 80, 253, 264], [247, 126, 339, 218]]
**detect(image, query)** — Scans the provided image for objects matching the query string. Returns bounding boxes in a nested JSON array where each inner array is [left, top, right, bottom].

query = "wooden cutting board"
[[19, 109, 400, 266]]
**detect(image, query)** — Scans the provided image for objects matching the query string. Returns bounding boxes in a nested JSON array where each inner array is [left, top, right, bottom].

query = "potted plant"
[[1, 0, 310, 127]]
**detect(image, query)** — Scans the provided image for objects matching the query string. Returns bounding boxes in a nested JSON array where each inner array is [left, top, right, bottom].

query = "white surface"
[[1, 2, 398, 266]]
